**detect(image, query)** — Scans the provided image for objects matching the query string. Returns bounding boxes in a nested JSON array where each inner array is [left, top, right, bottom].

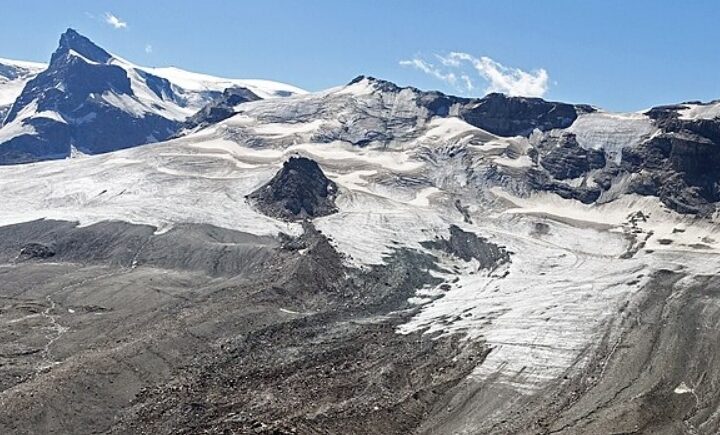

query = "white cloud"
[[401, 52, 550, 98], [399, 59, 457, 87], [104, 12, 127, 29], [436, 53, 461, 68], [449, 52, 549, 97], [145, 44, 153, 54]]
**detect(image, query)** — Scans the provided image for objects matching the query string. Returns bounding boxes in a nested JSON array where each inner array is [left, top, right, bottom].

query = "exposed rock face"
[[614, 106, 720, 215], [347, 76, 588, 138], [247, 157, 338, 221], [0, 29, 301, 165], [462, 99, 720, 215], [525, 169, 603, 204], [502, 133, 608, 205], [0, 29, 179, 164], [538, 133, 606, 180], [459, 92, 590, 137], [183, 86, 261, 130]]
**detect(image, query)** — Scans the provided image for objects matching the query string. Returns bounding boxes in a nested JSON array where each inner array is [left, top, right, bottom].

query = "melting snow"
[[567, 112, 658, 163]]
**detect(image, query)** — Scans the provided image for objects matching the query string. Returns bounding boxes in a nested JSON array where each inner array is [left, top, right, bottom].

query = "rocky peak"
[[247, 156, 338, 221], [348, 75, 404, 94], [52, 28, 112, 65], [4, 29, 131, 128]]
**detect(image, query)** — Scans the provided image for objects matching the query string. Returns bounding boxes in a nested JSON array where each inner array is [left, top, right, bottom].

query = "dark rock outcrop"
[[505, 133, 608, 205], [525, 169, 603, 204], [347, 76, 589, 138], [539, 133, 606, 180], [183, 86, 261, 130], [459, 93, 589, 137], [17, 242, 55, 260], [617, 105, 720, 215], [421, 225, 510, 271], [247, 156, 338, 221]]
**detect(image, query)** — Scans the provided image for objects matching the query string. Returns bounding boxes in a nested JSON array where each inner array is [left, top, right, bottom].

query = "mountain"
[[0, 29, 304, 164], [0, 57, 45, 121], [3, 32, 720, 435]]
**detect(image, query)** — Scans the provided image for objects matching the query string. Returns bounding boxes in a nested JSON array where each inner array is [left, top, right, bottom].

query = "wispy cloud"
[[104, 12, 127, 29], [399, 58, 457, 87], [145, 44, 153, 54], [400, 52, 549, 98]]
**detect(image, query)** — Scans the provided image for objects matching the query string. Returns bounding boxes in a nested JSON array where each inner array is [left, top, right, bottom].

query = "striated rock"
[[620, 110, 720, 215], [526, 169, 602, 204], [459, 93, 590, 137], [539, 133, 606, 180]]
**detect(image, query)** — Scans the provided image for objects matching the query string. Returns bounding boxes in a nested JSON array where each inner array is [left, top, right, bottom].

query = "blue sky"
[[1, 1, 719, 111]]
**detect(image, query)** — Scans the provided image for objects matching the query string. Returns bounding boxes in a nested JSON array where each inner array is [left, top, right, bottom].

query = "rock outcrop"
[[17, 242, 55, 260], [183, 86, 261, 130], [616, 104, 720, 215], [459, 93, 591, 137], [422, 225, 510, 271], [247, 156, 338, 221], [538, 133, 606, 180]]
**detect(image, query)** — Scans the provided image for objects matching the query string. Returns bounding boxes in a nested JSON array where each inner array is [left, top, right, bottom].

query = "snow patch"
[[567, 112, 657, 163], [679, 102, 720, 121]]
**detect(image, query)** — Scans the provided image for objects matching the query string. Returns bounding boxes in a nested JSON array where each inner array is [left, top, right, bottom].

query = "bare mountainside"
[[2, 31, 720, 435]]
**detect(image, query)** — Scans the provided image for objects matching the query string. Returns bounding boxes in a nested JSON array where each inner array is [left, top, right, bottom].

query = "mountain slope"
[[0, 57, 45, 122], [0, 29, 304, 164]]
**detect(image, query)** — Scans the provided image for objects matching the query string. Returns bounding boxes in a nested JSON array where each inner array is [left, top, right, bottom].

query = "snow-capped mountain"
[[0, 57, 45, 121], [3, 30, 720, 435], [0, 29, 304, 164]]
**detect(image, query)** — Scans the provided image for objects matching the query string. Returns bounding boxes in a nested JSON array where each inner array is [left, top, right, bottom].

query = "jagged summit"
[[0, 28, 170, 163], [247, 156, 338, 221], [0, 29, 303, 165], [52, 28, 112, 65], [348, 74, 402, 91]]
